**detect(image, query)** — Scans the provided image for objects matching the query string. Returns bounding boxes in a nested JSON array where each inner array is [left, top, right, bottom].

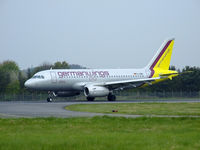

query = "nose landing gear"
[[47, 91, 56, 102], [47, 97, 53, 102]]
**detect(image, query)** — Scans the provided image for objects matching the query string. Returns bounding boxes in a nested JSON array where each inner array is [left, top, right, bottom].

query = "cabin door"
[[50, 72, 57, 83]]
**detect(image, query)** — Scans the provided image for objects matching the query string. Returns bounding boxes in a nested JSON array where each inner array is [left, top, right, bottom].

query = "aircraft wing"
[[93, 77, 161, 90]]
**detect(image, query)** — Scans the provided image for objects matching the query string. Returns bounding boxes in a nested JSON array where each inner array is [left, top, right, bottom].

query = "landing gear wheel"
[[107, 94, 116, 101], [47, 91, 55, 102], [47, 97, 53, 102], [87, 97, 95, 101]]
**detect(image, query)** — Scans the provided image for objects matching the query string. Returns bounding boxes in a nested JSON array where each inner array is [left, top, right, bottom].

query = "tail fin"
[[146, 38, 175, 71]]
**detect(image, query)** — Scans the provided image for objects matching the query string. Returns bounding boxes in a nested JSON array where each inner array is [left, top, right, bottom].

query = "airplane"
[[24, 38, 178, 102]]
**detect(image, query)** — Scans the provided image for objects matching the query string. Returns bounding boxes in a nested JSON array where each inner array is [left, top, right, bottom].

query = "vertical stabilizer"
[[146, 39, 175, 74]]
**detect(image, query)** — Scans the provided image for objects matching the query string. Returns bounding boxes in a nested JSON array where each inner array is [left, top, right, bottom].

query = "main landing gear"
[[107, 93, 116, 101], [87, 97, 95, 101], [86, 94, 116, 101]]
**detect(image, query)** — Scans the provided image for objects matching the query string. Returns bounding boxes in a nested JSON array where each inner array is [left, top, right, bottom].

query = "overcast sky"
[[0, 0, 199, 70]]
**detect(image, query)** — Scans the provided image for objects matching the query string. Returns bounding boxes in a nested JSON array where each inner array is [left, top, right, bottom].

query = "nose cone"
[[24, 80, 35, 89]]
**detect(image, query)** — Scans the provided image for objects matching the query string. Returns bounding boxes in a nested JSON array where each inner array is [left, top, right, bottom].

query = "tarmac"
[[0, 100, 200, 118]]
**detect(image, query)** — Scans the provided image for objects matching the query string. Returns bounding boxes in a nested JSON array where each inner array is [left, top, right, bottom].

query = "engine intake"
[[84, 86, 109, 97]]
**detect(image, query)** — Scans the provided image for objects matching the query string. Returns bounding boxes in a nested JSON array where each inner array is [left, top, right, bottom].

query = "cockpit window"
[[32, 75, 45, 79]]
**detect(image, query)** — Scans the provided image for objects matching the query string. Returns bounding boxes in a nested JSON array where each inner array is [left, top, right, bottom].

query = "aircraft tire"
[[87, 97, 95, 101], [107, 94, 116, 101], [47, 97, 53, 102]]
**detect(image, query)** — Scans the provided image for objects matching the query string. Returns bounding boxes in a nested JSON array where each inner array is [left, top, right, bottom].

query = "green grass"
[[66, 103, 200, 116], [0, 117, 200, 150]]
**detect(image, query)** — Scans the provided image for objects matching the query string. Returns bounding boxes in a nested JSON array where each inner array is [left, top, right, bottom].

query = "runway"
[[0, 100, 200, 118]]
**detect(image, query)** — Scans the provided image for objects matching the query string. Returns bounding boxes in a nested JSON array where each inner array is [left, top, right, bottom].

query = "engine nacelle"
[[84, 86, 109, 97], [55, 91, 80, 97]]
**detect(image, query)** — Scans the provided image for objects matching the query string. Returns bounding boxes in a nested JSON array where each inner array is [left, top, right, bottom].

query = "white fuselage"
[[25, 68, 150, 92]]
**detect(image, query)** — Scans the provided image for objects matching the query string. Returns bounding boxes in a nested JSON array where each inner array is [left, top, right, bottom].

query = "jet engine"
[[84, 86, 109, 97], [55, 91, 80, 97]]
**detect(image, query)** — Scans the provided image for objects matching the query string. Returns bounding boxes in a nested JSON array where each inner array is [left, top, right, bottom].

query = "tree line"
[[0, 61, 70, 94], [0, 60, 200, 94], [142, 66, 200, 92]]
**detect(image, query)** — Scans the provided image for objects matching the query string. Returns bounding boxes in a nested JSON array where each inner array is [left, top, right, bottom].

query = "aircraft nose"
[[24, 80, 35, 89]]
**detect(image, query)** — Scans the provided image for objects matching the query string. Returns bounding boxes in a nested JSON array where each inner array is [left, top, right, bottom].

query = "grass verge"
[[0, 117, 200, 150], [66, 103, 200, 116]]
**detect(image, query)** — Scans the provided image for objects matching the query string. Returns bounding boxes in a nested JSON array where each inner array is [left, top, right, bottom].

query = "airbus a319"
[[25, 39, 178, 102]]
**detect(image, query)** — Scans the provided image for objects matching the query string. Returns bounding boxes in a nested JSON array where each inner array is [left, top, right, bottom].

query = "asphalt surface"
[[0, 100, 200, 118]]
